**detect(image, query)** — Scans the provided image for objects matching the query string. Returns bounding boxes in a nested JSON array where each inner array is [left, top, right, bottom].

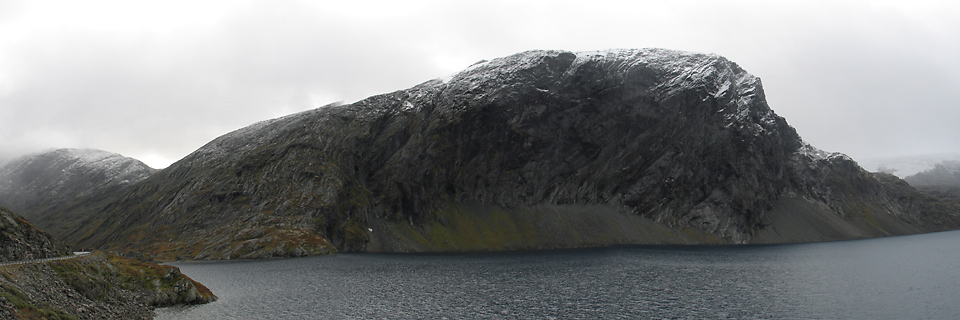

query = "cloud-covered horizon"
[[2, 0, 958, 169]]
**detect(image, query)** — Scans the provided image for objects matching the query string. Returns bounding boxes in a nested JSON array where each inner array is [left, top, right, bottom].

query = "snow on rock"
[[796, 143, 854, 162], [0, 149, 155, 191], [0, 148, 157, 220], [437, 60, 490, 84]]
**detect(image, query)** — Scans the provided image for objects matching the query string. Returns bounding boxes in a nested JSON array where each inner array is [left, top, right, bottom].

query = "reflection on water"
[[157, 230, 960, 319]]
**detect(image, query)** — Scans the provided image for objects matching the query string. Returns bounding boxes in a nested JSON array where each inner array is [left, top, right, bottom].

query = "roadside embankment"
[[0, 251, 215, 319]]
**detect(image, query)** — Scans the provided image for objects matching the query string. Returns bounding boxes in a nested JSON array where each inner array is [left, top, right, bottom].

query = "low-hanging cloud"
[[1, 0, 958, 168], [0, 0, 454, 166]]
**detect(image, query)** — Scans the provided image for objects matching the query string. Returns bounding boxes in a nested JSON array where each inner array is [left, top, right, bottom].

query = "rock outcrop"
[[5, 49, 959, 259], [0, 206, 215, 319], [0, 252, 216, 319], [0, 206, 71, 262]]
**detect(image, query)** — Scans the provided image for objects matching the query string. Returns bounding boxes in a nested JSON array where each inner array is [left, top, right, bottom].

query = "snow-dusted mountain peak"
[[0, 148, 157, 222]]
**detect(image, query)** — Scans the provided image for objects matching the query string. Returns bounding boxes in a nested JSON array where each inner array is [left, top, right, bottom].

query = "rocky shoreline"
[[0, 252, 215, 319]]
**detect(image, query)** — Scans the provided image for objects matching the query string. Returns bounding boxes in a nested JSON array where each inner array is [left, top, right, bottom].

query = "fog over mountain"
[[860, 153, 960, 178], [1, 0, 958, 168]]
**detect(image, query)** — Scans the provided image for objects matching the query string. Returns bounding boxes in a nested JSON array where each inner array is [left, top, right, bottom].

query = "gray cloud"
[[0, 0, 452, 165], [1, 0, 958, 168]]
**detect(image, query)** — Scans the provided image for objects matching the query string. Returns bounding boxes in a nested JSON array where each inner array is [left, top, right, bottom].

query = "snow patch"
[[713, 79, 731, 98], [438, 73, 455, 83], [797, 143, 853, 162], [437, 59, 491, 84]]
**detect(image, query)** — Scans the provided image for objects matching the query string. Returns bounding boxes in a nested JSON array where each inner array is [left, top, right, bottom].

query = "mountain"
[[904, 161, 960, 187], [0, 148, 156, 232], [902, 161, 960, 211], [0, 206, 71, 262], [13, 49, 960, 260], [858, 154, 960, 178]]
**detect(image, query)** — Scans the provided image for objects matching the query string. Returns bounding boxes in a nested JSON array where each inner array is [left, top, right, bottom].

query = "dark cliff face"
[[0, 207, 71, 262], [24, 49, 959, 259], [0, 149, 156, 228]]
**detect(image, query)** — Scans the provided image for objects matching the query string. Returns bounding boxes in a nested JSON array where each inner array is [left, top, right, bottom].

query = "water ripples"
[[158, 231, 960, 319]]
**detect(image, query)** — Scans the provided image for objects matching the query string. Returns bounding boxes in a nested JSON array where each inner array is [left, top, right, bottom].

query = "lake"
[[156, 230, 960, 319]]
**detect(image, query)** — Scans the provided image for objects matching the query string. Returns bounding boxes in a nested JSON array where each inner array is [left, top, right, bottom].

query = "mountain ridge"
[[0, 148, 156, 227]]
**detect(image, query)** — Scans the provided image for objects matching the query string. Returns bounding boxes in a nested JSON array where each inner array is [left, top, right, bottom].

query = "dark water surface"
[[157, 230, 960, 319]]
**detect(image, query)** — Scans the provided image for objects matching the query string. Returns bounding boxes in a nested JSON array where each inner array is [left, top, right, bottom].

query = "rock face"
[[8, 49, 959, 259], [0, 206, 71, 262], [756, 153, 960, 242], [0, 148, 156, 230]]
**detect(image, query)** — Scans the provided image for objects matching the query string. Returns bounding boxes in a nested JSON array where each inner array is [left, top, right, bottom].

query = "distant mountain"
[[904, 161, 960, 187], [0, 148, 156, 229], [902, 161, 960, 212], [0, 206, 71, 262], [859, 154, 960, 178], [14, 49, 960, 260]]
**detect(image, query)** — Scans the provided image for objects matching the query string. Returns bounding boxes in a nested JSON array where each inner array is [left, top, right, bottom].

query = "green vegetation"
[[342, 218, 369, 249], [376, 203, 726, 252], [48, 252, 215, 306]]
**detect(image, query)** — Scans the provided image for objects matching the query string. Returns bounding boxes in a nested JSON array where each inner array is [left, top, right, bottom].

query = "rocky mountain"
[[0, 206, 71, 262], [17, 49, 960, 260], [0, 148, 156, 232]]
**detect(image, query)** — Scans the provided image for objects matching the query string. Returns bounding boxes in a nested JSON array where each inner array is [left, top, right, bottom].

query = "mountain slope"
[[0, 148, 156, 234], [0, 207, 216, 319], [27, 49, 960, 259]]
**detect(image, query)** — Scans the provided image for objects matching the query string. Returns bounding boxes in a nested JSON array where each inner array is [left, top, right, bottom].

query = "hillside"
[[0, 207, 215, 319], [7, 49, 959, 260], [0, 149, 156, 232], [0, 207, 71, 262], [0, 252, 216, 319]]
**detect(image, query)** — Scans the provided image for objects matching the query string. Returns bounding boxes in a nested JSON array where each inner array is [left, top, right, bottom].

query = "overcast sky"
[[1, 0, 958, 169]]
